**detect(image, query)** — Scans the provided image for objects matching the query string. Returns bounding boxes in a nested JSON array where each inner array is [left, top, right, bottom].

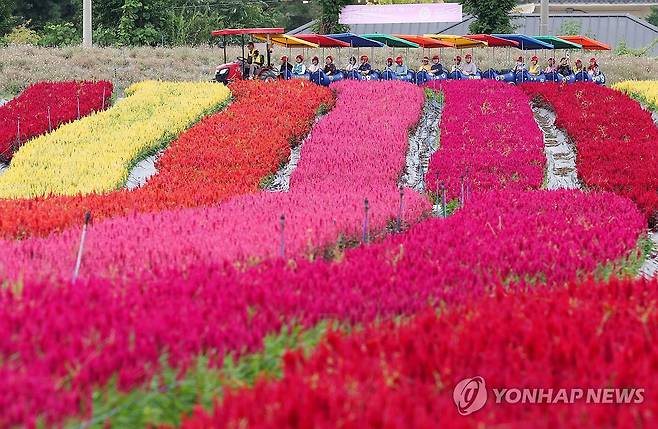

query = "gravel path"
[[640, 232, 658, 279], [531, 103, 582, 190], [400, 95, 443, 192]]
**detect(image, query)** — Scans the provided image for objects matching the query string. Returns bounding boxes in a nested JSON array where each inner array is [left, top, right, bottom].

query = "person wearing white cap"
[[462, 53, 477, 76]]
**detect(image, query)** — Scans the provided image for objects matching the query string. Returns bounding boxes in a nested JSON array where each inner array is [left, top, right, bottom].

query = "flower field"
[[613, 80, 658, 110], [0, 79, 656, 428], [0, 81, 113, 161], [522, 83, 658, 223], [0, 81, 230, 199]]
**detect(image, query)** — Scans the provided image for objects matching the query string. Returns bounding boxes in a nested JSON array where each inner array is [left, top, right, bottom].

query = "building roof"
[[517, 0, 653, 3]]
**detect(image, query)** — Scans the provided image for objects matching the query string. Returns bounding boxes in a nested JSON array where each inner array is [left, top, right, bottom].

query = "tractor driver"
[[248, 49, 265, 79], [244, 41, 256, 77]]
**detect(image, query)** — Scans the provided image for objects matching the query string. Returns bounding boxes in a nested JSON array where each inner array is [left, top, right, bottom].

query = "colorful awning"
[[361, 33, 420, 48], [558, 35, 611, 50], [326, 33, 385, 48], [534, 35, 582, 49], [254, 34, 319, 48], [394, 35, 453, 48], [423, 34, 487, 48], [294, 34, 350, 48], [466, 34, 519, 48], [492, 34, 554, 50]]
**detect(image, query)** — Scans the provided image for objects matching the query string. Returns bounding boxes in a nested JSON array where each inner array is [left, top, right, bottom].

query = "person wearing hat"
[[451, 55, 462, 73], [383, 57, 395, 73], [418, 56, 431, 73], [308, 56, 320, 74], [358, 55, 372, 75], [513, 56, 527, 73], [587, 57, 601, 77], [244, 41, 256, 77], [528, 55, 540, 75], [279, 56, 293, 77], [462, 53, 477, 76], [574, 59, 586, 75], [292, 54, 306, 75], [248, 49, 265, 80], [324, 56, 337, 76], [544, 57, 557, 73], [394, 56, 409, 77], [430, 55, 444, 76], [557, 57, 572, 76]]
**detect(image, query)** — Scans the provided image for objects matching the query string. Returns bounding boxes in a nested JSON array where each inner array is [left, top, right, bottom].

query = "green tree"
[[317, 0, 350, 34], [0, 0, 15, 35], [647, 6, 658, 27], [12, 0, 78, 29], [462, 0, 517, 34]]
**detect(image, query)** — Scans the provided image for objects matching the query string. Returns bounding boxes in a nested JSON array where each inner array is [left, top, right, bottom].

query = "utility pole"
[[83, 0, 92, 48], [540, 0, 549, 35]]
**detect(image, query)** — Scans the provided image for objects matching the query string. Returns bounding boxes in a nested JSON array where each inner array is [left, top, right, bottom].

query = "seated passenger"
[[308, 56, 320, 74], [394, 56, 409, 77], [324, 56, 337, 76], [279, 56, 293, 77], [544, 57, 557, 73], [513, 56, 526, 73], [461, 53, 477, 75], [346, 56, 358, 72], [383, 57, 395, 73], [430, 55, 444, 75], [248, 49, 265, 79], [588, 57, 601, 76], [556, 57, 572, 76], [292, 55, 306, 75], [358, 55, 372, 75], [451, 56, 462, 73], [574, 59, 586, 74], [418, 56, 432, 73], [528, 56, 540, 75]]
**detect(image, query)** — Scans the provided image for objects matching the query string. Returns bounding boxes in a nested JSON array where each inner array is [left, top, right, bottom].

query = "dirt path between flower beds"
[[265, 116, 323, 193], [400, 95, 443, 192], [125, 149, 164, 190], [640, 232, 658, 279], [531, 103, 581, 190]]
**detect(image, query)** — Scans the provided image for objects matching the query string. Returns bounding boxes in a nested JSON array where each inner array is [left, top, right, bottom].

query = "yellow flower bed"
[[613, 80, 658, 111], [0, 81, 231, 199]]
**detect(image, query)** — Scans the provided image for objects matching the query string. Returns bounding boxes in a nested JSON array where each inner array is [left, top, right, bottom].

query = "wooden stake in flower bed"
[[72, 211, 92, 284], [363, 198, 370, 244], [279, 214, 286, 258]]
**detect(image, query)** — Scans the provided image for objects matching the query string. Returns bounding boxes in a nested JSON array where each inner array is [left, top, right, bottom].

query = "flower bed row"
[[425, 80, 544, 199], [180, 276, 658, 429], [0, 80, 429, 283], [0, 80, 333, 239], [0, 81, 113, 162], [613, 80, 658, 111], [0, 81, 231, 199], [522, 83, 658, 223], [0, 189, 643, 427]]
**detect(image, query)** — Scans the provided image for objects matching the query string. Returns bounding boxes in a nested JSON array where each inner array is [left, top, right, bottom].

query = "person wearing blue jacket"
[[394, 56, 408, 77]]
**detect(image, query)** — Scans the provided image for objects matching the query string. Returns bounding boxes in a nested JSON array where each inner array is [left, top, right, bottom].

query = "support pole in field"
[[83, 0, 92, 48], [279, 214, 286, 258], [362, 198, 369, 244], [47, 107, 52, 132], [397, 187, 404, 233], [72, 211, 92, 284], [441, 182, 447, 218], [540, 0, 549, 36], [16, 116, 20, 148], [101, 87, 106, 111]]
